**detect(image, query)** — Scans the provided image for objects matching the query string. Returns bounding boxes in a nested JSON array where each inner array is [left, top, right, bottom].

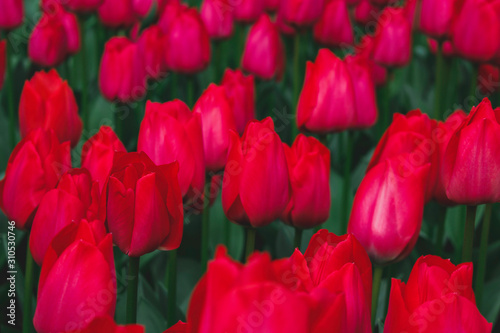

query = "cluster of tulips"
[[1, 0, 500, 332]]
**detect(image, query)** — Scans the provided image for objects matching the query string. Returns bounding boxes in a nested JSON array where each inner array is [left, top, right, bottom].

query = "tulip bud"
[[81, 315, 144, 333], [354, 0, 380, 26], [104, 152, 184, 256], [233, 0, 265, 23], [98, 0, 152, 28], [19, 69, 82, 147], [200, 0, 234, 40], [419, 0, 454, 39], [222, 117, 289, 227], [385, 255, 492, 332], [221, 69, 256, 134], [242, 14, 285, 81], [0, 0, 23, 29], [313, 0, 354, 48], [278, 0, 325, 27], [0, 129, 71, 229], [0, 40, 5, 91], [355, 35, 388, 86], [137, 25, 167, 81], [34, 219, 116, 333], [282, 135, 330, 229], [427, 39, 455, 58]]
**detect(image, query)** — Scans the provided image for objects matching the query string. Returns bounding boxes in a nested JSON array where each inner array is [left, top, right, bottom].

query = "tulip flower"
[[98, 0, 152, 27], [265, 0, 280, 12], [34, 219, 116, 333], [0, 0, 23, 29], [81, 315, 144, 333], [442, 98, 500, 205], [372, 7, 412, 67], [193, 84, 237, 172], [200, 0, 234, 40], [56, 0, 103, 12], [384, 255, 492, 333], [348, 155, 430, 264], [282, 135, 331, 229], [30, 169, 102, 265], [137, 25, 167, 81], [161, 3, 211, 73], [278, 0, 325, 27], [222, 117, 289, 227], [419, 0, 454, 39], [0, 40, 5, 91], [233, 0, 265, 23], [137, 100, 205, 203], [164, 322, 188, 333], [221, 69, 255, 134], [428, 39, 455, 58], [0, 129, 71, 229], [313, 0, 354, 48], [478, 64, 500, 95], [354, 0, 380, 26], [242, 14, 285, 81], [355, 35, 388, 86], [39, 1, 81, 55], [19, 69, 82, 147], [104, 152, 184, 256]]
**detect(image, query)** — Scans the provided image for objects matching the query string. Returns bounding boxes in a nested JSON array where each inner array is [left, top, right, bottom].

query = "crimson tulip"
[[30, 169, 102, 265], [34, 219, 116, 333], [137, 100, 205, 203], [313, 0, 354, 47], [384, 255, 492, 333], [478, 64, 500, 95], [278, 0, 325, 27], [193, 83, 237, 172], [419, 0, 454, 39], [242, 14, 285, 81], [79, 315, 144, 333], [137, 25, 167, 81], [39, 1, 81, 55], [19, 69, 82, 147], [222, 117, 289, 227], [0, 129, 71, 229], [354, 0, 380, 26], [355, 35, 388, 86], [233, 0, 265, 23], [0, 0, 23, 29], [98, 0, 152, 27], [281, 135, 330, 229], [81, 126, 127, 193], [265, 0, 280, 12], [200, 0, 234, 40], [221, 69, 255, 134], [428, 39, 455, 58], [348, 155, 430, 264], [0, 40, 5, 91], [104, 152, 184, 256], [442, 98, 500, 205]]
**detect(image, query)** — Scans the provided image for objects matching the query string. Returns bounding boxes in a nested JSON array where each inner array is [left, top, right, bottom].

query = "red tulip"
[[354, 0, 380, 26], [478, 64, 500, 95], [442, 98, 500, 205], [355, 35, 388, 86], [296, 49, 356, 133], [242, 14, 285, 81], [314, 0, 354, 48], [99, 36, 146, 102], [98, 0, 152, 28], [137, 100, 205, 203], [58, 0, 103, 12], [104, 152, 184, 256], [233, 0, 265, 23], [428, 39, 455, 57], [0, 0, 23, 29], [80, 315, 144, 333], [265, 0, 280, 12], [34, 219, 116, 333], [348, 155, 430, 264], [419, 0, 454, 39], [384, 255, 492, 333], [0, 129, 71, 229], [81, 126, 127, 193], [161, 3, 211, 73], [193, 84, 237, 172], [30, 169, 102, 265], [0, 40, 5, 91], [137, 25, 167, 81], [372, 7, 412, 67], [221, 69, 256, 134], [164, 321, 187, 333], [222, 117, 289, 227], [278, 0, 325, 27], [281, 135, 330, 229], [200, 0, 234, 40], [19, 69, 82, 147]]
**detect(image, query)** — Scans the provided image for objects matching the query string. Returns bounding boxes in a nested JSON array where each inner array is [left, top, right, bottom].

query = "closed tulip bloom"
[[354, 0, 380, 26], [233, 0, 265, 23], [193, 84, 237, 172], [355, 35, 388, 86], [282, 135, 330, 229], [0, 0, 23, 29], [0, 40, 5, 91], [80, 315, 144, 333], [162, 4, 211, 73], [222, 117, 289, 227], [137, 25, 167, 81], [419, 0, 454, 39], [265, 0, 280, 12], [98, 0, 152, 28], [278, 0, 325, 27], [0, 129, 71, 229], [104, 152, 184, 256], [34, 219, 116, 333], [442, 98, 500, 205], [348, 155, 430, 264], [314, 0, 353, 47], [372, 7, 412, 67], [137, 100, 205, 202], [221, 69, 255, 134], [40, 1, 81, 54], [242, 14, 285, 81], [30, 169, 101, 265], [384, 255, 492, 333], [297, 49, 356, 133], [29, 10, 68, 67], [478, 64, 500, 95], [200, 0, 234, 40], [428, 39, 455, 57], [19, 69, 82, 147]]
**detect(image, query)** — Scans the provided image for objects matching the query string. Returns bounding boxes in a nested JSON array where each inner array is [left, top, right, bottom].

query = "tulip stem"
[[470, 63, 479, 101], [341, 131, 353, 233], [292, 33, 301, 140], [371, 266, 384, 327], [435, 205, 447, 256], [294, 228, 303, 250], [462, 205, 477, 263], [22, 240, 35, 333], [126, 256, 140, 324], [187, 75, 195, 108], [201, 180, 211, 272], [245, 227, 256, 260], [378, 71, 391, 138], [434, 41, 445, 120], [166, 250, 177, 326], [5, 37, 15, 149], [79, 16, 89, 129], [224, 216, 231, 248], [475, 203, 492, 305]]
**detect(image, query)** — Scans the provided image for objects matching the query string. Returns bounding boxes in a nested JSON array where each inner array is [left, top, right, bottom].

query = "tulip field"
[[3, 0, 500, 332]]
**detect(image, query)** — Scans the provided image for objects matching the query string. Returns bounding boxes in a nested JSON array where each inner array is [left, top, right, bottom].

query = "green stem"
[[171, 72, 178, 100], [200, 180, 211, 272], [114, 103, 124, 139], [435, 205, 447, 256], [292, 33, 301, 140], [6, 37, 15, 149], [126, 256, 140, 324], [187, 76, 195, 108], [341, 131, 353, 233], [22, 241, 35, 333], [245, 228, 256, 260], [475, 203, 492, 305], [378, 70, 392, 138], [224, 216, 231, 248], [470, 63, 479, 101], [462, 206, 477, 263], [434, 41, 445, 120], [371, 266, 384, 327], [294, 228, 303, 250], [79, 16, 89, 129], [166, 250, 177, 326]]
